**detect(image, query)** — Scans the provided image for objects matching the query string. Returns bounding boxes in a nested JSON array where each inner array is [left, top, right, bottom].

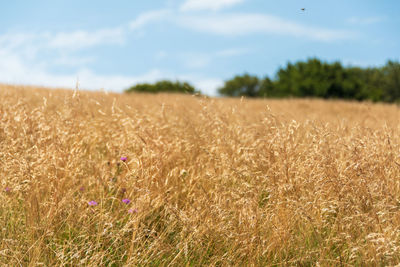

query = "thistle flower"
[[122, 198, 131, 204], [88, 200, 98, 206], [120, 156, 127, 162]]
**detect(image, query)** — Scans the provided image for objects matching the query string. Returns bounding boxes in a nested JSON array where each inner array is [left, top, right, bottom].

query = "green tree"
[[125, 80, 198, 94], [274, 58, 348, 98], [258, 77, 275, 97], [382, 60, 400, 102], [218, 74, 260, 97]]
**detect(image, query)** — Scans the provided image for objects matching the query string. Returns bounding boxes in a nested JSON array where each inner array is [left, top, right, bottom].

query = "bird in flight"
[[301, 8, 305, 11]]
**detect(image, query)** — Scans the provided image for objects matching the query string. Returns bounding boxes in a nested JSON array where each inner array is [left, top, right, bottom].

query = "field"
[[1, 84, 400, 266]]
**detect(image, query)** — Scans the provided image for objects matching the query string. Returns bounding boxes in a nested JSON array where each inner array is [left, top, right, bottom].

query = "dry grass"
[[1, 84, 400, 266]]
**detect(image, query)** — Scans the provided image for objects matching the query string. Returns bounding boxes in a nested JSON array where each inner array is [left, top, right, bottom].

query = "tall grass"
[[1, 84, 400, 266]]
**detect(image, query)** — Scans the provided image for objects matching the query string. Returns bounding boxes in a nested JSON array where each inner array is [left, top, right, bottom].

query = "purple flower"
[[122, 198, 131, 204], [79, 186, 85, 192], [88, 200, 98, 206], [120, 156, 127, 162], [128, 208, 138, 214], [4, 187, 11, 192]]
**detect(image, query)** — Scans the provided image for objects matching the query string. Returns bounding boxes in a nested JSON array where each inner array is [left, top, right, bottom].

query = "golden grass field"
[[1, 84, 400, 266]]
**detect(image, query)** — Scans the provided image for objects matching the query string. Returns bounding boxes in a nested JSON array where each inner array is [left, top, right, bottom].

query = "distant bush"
[[125, 80, 198, 94], [218, 74, 260, 97]]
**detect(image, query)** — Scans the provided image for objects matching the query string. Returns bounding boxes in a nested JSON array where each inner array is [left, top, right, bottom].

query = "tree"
[[218, 58, 400, 102], [382, 60, 400, 102], [274, 58, 348, 98], [125, 80, 198, 94], [218, 74, 260, 97], [258, 77, 275, 97]]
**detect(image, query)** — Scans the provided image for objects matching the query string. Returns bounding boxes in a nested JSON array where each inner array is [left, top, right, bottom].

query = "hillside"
[[1, 84, 400, 266]]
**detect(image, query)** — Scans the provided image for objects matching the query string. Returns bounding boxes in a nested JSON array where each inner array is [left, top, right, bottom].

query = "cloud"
[[179, 52, 212, 69], [177, 13, 354, 41], [129, 9, 172, 30], [189, 77, 223, 96], [127, 9, 355, 42], [0, 46, 222, 95], [180, 0, 245, 11], [215, 48, 248, 57], [0, 33, 37, 50], [0, 26, 224, 95], [53, 55, 96, 67], [347, 16, 385, 25], [0, 51, 164, 91], [179, 48, 247, 69], [0, 26, 128, 76], [0, 31, 160, 92], [0, 27, 126, 55], [0, 13, 228, 95], [47, 28, 125, 50]]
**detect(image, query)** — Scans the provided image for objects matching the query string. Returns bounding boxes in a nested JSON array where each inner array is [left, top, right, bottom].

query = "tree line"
[[125, 80, 198, 94], [219, 58, 400, 102], [125, 58, 400, 102]]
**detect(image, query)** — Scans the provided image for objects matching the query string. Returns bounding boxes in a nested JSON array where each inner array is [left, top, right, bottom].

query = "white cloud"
[[0, 46, 222, 95], [189, 77, 223, 95], [0, 33, 37, 50], [47, 28, 125, 50], [128, 9, 355, 42], [0, 14, 228, 95], [0, 51, 164, 91], [0, 33, 44, 62], [53, 55, 96, 67], [0, 32, 160, 92], [179, 48, 247, 69], [180, 0, 245, 11], [0, 27, 125, 55], [177, 13, 354, 41], [215, 48, 247, 57], [129, 9, 172, 30], [0, 26, 128, 82], [180, 52, 212, 69], [347, 16, 385, 25], [0, 26, 224, 95]]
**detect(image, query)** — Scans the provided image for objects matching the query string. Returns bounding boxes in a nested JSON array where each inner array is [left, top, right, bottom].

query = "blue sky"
[[1, 0, 399, 95]]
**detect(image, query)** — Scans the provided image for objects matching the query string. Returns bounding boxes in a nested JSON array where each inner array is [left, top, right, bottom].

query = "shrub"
[[125, 80, 198, 94]]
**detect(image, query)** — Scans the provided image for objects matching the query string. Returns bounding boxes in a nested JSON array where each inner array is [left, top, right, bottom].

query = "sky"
[[0, 0, 399, 96]]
